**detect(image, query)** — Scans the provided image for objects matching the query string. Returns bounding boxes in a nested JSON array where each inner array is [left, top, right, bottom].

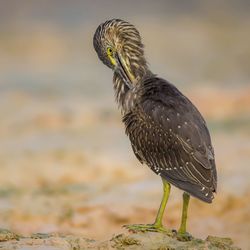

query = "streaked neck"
[[113, 67, 152, 111]]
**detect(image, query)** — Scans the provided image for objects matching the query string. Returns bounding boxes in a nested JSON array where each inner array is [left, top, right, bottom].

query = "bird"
[[93, 19, 217, 236]]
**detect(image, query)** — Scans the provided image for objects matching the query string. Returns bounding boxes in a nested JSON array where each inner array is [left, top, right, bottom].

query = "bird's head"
[[93, 19, 148, 87]]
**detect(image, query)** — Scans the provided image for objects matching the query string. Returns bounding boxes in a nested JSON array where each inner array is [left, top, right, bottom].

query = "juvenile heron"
[[93, 19, 217, 235]]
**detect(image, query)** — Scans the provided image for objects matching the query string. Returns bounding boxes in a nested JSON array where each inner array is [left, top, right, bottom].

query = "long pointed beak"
[[115, 53, 135, 88]]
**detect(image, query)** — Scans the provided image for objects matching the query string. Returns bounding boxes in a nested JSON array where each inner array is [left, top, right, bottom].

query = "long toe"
[[176, 231, 193, 242], [123, 224, 171, 235]]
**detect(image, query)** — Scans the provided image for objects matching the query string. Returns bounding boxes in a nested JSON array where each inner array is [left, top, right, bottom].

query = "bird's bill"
[[115, 53, 135, 88]]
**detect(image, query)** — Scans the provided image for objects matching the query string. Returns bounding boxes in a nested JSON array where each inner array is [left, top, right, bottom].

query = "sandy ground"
[[0, 229, 241, 249]]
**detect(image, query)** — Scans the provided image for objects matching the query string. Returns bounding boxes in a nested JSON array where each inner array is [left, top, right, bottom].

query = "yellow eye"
[[106, 47, 116, 66], [107, 47, 113, 56]]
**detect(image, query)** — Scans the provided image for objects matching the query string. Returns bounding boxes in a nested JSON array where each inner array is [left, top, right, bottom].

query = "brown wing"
[[123, 77, 217, 203]]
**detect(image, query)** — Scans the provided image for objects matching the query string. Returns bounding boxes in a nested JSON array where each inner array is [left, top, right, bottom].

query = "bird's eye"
[[106, 47, 116, 66], [107, 47, 113, 56]]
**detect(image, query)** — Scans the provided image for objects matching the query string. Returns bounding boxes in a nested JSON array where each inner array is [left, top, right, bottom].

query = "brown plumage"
[[122, 77, 217, 202], [93, 18, 217, 233]]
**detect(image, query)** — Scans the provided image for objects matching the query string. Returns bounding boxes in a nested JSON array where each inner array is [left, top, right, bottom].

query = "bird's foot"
[[123, 223, 172, 235], [174, 230, 193, 241]]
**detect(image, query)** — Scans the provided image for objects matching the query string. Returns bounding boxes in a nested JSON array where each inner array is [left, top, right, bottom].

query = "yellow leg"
[[178, 192, 190, 234], [154, 178, 171, 227], [124, 178, 171, 233]]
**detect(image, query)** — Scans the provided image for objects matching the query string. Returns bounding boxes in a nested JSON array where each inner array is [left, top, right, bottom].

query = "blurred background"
[[0, 0, 249, 249]]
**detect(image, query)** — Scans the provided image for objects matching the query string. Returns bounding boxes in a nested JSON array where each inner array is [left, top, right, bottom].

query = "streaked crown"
[[93, 19, 146, 74]]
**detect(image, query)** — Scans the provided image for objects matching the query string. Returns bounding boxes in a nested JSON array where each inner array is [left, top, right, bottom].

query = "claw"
[[123, 224, 172, 235], [176, 231, 193, 242]]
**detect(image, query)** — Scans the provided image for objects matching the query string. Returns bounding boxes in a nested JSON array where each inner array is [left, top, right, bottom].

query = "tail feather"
[[161, 173, 215, 203]]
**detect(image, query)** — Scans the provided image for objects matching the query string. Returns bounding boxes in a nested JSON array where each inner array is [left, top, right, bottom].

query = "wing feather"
[[123, 77, 217, 202]]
